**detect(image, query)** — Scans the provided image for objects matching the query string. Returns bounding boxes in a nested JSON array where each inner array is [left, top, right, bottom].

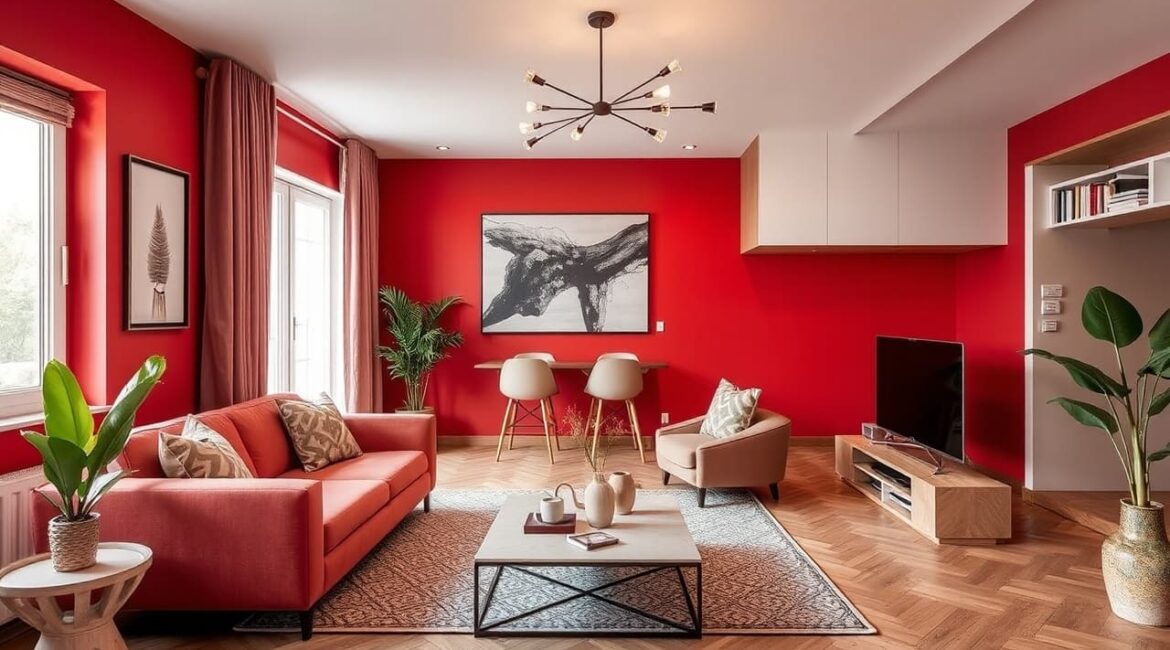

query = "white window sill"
[[0, 405, 112, 432]]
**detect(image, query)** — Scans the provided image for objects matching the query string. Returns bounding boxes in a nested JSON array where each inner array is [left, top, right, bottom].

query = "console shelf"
[[835, 435, 1012, 545]]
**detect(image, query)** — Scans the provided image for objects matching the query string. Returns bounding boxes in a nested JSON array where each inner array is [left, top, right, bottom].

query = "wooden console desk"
[[835, 435, 1011, 545], [474, 360, 667, 373]]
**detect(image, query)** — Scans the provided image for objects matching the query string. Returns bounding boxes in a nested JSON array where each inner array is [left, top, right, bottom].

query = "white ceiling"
[[115, 0, 1170, 158]]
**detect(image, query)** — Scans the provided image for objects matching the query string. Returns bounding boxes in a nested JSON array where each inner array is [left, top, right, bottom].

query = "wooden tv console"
[[835, 436, 1011, 545]]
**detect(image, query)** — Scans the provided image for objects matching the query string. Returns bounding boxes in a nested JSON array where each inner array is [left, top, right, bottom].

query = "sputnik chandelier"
[[520, 10, 717, 149]]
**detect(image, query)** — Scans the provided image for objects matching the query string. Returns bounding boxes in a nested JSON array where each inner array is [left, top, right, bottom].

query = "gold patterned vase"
[[1101, 500, 1170, 626]]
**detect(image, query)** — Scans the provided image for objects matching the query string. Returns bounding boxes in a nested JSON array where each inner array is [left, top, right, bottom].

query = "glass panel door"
[[290, 188, 332, 397]]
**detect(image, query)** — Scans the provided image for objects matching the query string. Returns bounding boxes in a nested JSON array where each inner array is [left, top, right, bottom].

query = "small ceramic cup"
[[540, 496, 565, 524]]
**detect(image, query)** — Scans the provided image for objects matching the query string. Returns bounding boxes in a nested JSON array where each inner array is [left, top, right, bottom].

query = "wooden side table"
[[0, 542, 152, 650]]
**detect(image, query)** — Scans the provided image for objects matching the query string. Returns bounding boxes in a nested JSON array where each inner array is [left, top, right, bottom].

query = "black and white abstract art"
[[481, 213, 649, 333]]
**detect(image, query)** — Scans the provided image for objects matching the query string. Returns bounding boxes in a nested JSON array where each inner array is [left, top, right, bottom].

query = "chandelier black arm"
[[530, 114, 590, 145], [533, 112, 592, 131], [611, 73, 662, 105], [612, 106, 656, 111], [543, 81, 594, 107], [612, 112, 653, 134]]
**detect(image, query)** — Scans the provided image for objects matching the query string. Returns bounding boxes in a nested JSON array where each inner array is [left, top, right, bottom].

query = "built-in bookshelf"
[[1048, 151, 1170, 229]]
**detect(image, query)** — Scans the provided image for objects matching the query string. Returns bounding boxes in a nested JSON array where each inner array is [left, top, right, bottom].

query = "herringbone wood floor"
[[3, 442, 1170, 649]]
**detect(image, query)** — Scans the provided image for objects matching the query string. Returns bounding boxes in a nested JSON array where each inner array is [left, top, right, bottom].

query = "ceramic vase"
[[584, 473, 616, 528], [609, 471, 636, 515], [48, 513, 100, 572], [1101, 500, 1170, 626]]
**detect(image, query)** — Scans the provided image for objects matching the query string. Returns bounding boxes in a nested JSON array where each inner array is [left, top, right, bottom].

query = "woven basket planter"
[[48, 513, 101, 572]]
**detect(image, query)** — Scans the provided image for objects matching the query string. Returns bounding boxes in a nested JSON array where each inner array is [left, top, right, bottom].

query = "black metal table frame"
[[473, 560, 702, 638]]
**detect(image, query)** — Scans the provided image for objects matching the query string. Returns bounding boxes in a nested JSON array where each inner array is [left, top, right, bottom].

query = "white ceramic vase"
[[583, 473, 616, 528], [609, 471, 636, 515]]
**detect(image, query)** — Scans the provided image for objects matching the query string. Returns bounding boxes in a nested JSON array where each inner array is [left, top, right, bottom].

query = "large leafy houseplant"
[[21, 356, 165, 570], [1024, 287, 1170, 508], [377, 286, 463, 412]]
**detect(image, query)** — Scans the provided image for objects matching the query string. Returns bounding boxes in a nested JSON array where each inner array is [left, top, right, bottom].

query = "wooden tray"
[[523, 512, 576, 534]]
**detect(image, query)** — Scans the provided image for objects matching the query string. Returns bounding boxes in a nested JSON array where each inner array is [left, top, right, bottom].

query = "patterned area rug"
[[236, 488, 874, 635]]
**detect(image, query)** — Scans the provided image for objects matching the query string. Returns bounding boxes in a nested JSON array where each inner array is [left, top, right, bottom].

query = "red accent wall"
[[277, 101, 341, 191], [379, 159, 958, 439], [0, 0, 203, 473], [957, 52, 1170, 482]]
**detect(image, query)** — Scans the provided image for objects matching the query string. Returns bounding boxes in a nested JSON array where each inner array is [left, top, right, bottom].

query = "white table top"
[[0, 542, 152, 596], [475, 494, 701, 565]]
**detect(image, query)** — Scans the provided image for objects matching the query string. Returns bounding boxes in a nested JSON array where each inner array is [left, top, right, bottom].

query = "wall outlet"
[[1040, 300, 1062, 315], [660, 412, 669, 425], [1040, 319, 1060, 333], [1041, 284, 1064, 298], [656, 320, 665, 332]]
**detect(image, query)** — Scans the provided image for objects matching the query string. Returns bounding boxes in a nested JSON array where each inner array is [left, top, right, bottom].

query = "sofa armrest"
[[345, 413, 437, 489], [656, 414, 706, 437], [695, 416, 792, 488], [32, 478, 324, 611]]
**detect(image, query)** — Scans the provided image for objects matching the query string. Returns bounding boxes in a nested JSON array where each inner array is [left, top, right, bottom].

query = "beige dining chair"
[[496, 358, 559, 463], [513, 352, 556, 362], [586, 356, 647, 463], [511, 352, 561, 449]]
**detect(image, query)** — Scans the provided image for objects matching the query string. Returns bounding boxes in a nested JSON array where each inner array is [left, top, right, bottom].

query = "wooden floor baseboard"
[[1023, 489, 1170, 537], [438, 434, 837, 449]]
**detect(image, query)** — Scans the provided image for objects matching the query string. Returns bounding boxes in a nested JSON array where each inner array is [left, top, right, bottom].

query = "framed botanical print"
[[124, 155, 189, 330]]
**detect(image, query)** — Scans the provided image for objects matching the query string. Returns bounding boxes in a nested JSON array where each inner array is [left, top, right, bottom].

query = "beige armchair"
[[656, 408, 791, 507]]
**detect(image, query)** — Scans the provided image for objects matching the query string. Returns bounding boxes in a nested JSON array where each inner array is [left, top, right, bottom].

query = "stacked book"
[[1053, 172, 1149, 224]]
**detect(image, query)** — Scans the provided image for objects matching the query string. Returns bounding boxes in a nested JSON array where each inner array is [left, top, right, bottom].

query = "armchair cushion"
[[699, 379, 761, 438], [657, 433, 715, 469]]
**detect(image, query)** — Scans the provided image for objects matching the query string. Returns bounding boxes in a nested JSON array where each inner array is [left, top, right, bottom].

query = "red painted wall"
[[957, 52, 1170, 482], [0, 0, 203, 472], [379, 159, 958, 440], [277, 101, 341, 191]]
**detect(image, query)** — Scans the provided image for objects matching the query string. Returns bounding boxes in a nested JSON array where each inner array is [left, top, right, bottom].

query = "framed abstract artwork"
[[124, 155, 189, 330], [481, 213, 650, 333]]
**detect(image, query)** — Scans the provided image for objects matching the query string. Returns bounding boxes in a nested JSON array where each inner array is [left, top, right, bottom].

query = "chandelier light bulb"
[[652, 84, 671, 99], [651, 103, 671, 116], [570, 125, 585, 141], [661, 59, 681, 76], [648, 128, 667, 143], [525, 101, 541, 113], [519, 122, 539, 134], [524, 137, 539, 150], [524, 69, 546, 86]]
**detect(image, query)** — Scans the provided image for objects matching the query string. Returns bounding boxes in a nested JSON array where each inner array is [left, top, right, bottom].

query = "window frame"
[[268, 168, 344, 400], [0, 111, 66, 419]]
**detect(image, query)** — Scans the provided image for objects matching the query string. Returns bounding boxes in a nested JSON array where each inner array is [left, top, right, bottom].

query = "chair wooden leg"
[[769, 482, 780, 501], [507, 402, 519, 450], [540, 398, 555, 464], [495, 399, 515, 462], [626, 400, 646, 463], [662, 470, 670, 485], [697, 488, 707, 508], [550, 398, 563, 451], [590, 398, 604, 461]]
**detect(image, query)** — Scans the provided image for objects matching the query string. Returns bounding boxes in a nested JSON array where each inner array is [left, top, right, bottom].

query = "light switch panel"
[[1040, 319, 1060, 333], [1041, 300, 1062, 315], [1041, 284, 1064, 298], [656, 320, 665, 332]]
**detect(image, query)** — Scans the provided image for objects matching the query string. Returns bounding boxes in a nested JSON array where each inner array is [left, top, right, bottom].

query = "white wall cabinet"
[[742, 129, 1006, 252]]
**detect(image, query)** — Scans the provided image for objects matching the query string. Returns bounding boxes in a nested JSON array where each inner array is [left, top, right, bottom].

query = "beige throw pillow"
[[277, 393, 362, 471], [159, 416, 254, 479], [699, 378, 762, 439]]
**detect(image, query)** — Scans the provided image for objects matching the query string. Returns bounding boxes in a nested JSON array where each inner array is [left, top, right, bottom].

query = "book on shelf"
[[566, 531, 619, 550], [1108, 199, 1149, 212], [1109, 173, 1148, 194], [1054, 181, 1114, 223]]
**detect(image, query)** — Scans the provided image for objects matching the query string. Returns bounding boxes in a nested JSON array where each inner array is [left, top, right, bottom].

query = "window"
[[0, 107, 65, 418], [268, 174, 342, 398]]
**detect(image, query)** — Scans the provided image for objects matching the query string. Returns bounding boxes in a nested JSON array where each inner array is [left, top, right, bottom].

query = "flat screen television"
[[876, 336, 964, 461]]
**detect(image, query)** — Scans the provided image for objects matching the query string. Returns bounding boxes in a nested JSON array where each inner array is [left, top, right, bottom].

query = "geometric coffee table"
[[473, 493, 702, 638]]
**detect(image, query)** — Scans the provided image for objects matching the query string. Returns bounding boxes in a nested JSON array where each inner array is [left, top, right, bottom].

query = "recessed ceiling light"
[[435, 145, 451, 151], [682, 144, 698, 150]]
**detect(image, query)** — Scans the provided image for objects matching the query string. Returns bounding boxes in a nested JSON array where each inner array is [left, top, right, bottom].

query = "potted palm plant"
[[21, 356, 166, 571], [1024, 286, 1170, 626], [377, 286, 463, 413]]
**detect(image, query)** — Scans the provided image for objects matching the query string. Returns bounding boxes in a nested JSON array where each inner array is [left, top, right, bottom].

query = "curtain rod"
[[277, 105, 346, 149]]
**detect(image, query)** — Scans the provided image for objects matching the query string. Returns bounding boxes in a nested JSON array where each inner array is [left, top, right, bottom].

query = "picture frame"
[[123, 155, 190, 330], [481, 212, 650, 333]]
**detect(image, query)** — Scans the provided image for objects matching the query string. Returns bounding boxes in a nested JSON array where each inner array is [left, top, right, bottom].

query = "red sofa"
[[32, 393, 435, 639]]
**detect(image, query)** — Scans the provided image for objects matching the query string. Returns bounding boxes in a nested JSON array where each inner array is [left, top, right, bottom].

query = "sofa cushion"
[[158, 416, 254, 479], [320, 480, 389, 551], [657, 433, 715, 469], [699, 378, 762, 439], [280, 451, 428, 498], [277, 394, 362, 471], [222, 398, 299, 477]]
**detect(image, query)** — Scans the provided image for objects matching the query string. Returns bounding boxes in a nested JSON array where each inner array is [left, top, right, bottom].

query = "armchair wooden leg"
[[300, 609, 314, 641], [697, 488, 707, 508], [540, 398, 555, 464], [662, 470, 670, 485], [769, 483, 780, 502], [495, 399, 515, 462]]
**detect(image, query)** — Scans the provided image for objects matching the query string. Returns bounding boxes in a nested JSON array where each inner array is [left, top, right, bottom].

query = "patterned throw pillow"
[[277, 393, 362, 471], [699, 378, 762, 439], [159, 415, 254, 479]]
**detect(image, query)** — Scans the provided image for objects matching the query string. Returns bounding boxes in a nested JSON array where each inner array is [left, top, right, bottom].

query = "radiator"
[[0, 466, 45, 625]]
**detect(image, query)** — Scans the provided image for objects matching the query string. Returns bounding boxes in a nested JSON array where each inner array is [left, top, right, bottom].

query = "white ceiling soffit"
[[114, 0, 1167, 158]]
